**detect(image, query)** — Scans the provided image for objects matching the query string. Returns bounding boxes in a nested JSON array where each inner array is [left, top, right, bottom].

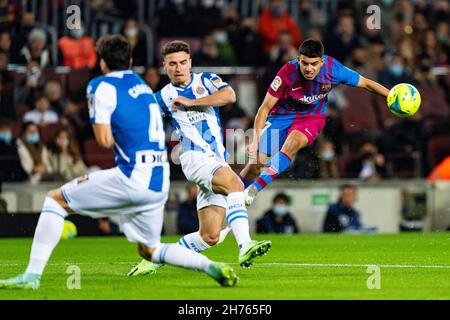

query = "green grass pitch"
[[0, 233, 449, 300]]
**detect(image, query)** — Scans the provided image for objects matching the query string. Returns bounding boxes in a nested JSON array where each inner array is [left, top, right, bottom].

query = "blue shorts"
[[258, 115, 326, 156]]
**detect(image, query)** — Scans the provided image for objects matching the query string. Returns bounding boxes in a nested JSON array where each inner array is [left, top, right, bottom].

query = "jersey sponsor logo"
[[196, 86, 205, 95], [128, 84, 153, 99], [137, 150, 168, 165], [271, 76, 282, 92], [297, 93, 329, 104], [186, 109, 207, 123]]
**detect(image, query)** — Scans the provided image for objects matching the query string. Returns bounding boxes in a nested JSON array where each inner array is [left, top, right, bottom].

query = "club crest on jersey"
[[196, 86, 205, 95], [322, 84, 332, 92], [271, 76, 282, 92]]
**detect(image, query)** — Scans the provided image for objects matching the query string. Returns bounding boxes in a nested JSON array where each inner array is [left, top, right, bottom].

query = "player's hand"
[[172, 96, 194, 109], [247, 142, 258, 162]]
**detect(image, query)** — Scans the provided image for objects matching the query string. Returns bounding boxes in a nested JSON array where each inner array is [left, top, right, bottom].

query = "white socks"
[[25, 197, 68, 275], [152, 244, 212, 272], [226, 192, 251, 249], [178, 231, 211, 252], [177, 227, 232, 252]]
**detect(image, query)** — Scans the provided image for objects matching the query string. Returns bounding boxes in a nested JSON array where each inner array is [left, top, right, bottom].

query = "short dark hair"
[[340, 184, 356, 192], [22, 121, 37, 134], [0, 118, 13, 129], [298, 39, 324, 58], [96, 35, 131, 71], [161, 40, 190, 59], [273, 193, 289, 204], [34, 90, 48, 102]]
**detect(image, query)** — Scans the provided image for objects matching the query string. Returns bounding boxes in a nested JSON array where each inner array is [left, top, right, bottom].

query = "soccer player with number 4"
[[240, 39, 391, 205], [0, 35, 238, 289]]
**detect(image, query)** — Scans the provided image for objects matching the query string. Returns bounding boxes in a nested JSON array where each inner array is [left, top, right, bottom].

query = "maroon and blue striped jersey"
[[267, 55, 360, 118]]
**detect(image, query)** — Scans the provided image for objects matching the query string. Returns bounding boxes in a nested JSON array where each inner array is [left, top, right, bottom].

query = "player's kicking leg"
[[0, 189, 72, 289], [127, 206, 232, 276], [241, 130, 309, 206], [136, 242, 238, 287], [121, 202, 238, 287]]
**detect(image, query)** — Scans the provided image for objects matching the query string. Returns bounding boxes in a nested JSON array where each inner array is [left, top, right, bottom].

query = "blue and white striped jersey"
[[155, 72, 229, 160], [86, 70, 169, 192]]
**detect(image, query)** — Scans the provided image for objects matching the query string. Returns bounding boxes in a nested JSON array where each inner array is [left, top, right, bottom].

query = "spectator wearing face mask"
[[47, 129, 87, 181], [256, 193, 300, 234], [258, 0, 302, 52], [121, 19, 147, 67], [58, 22, 97, 69], [379, 54, 416, 88], [16, 121, 53, 184], [0, 119, 27, 182], [317, 139, 339, 179], [193, 33, 227, 66], [211, 25, 237, 66]]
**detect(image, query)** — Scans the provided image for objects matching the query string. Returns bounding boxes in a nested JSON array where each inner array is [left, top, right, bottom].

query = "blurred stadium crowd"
[[0, 0, 450, 185]]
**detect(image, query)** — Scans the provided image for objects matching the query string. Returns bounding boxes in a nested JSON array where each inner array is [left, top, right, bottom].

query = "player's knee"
[[223, 175, 244, 193], [231, 175, 244, 192], [200, 232, 220, 246]]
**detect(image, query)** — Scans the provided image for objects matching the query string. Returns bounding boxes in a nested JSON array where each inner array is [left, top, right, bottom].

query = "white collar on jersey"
[[106, 70, 133, 78]]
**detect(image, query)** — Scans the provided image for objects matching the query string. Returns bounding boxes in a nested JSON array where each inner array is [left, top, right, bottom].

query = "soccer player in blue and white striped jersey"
[[129, 41, 271, 276]]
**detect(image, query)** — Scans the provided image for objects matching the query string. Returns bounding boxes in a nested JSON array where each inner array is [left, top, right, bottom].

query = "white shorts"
[[179, 151, 228, 210], [61, 167, 168, 247]]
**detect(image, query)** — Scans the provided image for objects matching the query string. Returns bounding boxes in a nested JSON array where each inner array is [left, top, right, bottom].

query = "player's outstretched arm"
[[357, 76, 390, 98], [172, 87, 236, 108], [93, 124, 115, 149], [248, 92, 279, 156]]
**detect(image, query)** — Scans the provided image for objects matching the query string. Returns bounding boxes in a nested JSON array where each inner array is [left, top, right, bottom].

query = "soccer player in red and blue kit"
[[240, 39, 391, 205]]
